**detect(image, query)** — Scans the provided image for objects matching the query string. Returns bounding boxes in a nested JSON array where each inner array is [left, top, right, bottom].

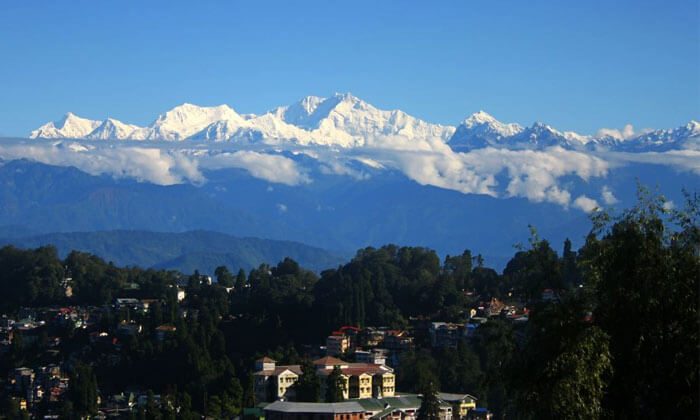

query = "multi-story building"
[[254, 357, 301, 402], [429, 322, 463, 348], [326, 334, 349, 356], [438, 393, 478, 420], [253, 356, 396, 403]]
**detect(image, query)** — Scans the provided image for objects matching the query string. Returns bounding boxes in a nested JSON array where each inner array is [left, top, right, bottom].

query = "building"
[[429, 323, 463, 348], [327, 334, 350, 356], [383, 331, 413, 351], [254, 357, 301, 402], [354, 349, 387, 366], [438, 393, 477, 420], [265, 400, 367, 420], [155, 325, 177, 341], [253, 356, 396, 403], [263, 394, 453, 420]]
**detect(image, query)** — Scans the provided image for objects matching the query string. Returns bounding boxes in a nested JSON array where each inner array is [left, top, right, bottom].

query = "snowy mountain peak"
[[29, 112, 101, 139], [449, 111, 524, 149], [684, 120, 700, 134], [26, 98, 696, 152], [463, 110, 498, 126], [86, 118, 145, 140], [147, 103, 243, 140]]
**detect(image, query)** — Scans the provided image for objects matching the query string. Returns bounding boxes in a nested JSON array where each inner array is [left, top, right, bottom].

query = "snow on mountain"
[[448, 111, 524, 149], [144, 103, 245, 141], [86, 118, 146, 140], [593, 120, 700, 151], [308, 93, 455, 144], [26, 96, 697, 153], [507, 121, 592, 149], [29, 112, 102, 139], [270, 95, 332, 129]]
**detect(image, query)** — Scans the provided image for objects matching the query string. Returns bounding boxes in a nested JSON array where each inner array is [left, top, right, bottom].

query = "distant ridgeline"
[[0, 230, 347, 275]]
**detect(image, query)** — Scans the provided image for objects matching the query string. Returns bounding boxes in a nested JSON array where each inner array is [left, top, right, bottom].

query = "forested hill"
[[0, 230, 346, 274]]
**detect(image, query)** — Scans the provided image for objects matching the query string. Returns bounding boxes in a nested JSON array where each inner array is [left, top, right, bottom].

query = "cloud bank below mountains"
[[0, 138, 697, 211]]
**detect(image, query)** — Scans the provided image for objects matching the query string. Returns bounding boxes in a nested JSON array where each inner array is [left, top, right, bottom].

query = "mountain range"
[[3, 94, 698, 271], [0, 230, 346, 275], [29, 93, 699, 152]]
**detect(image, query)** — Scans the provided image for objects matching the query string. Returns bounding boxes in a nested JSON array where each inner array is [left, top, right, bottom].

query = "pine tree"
[[294, 359, 321, 402], [417, 382, 441, 420], [325, 366, 346, 402]]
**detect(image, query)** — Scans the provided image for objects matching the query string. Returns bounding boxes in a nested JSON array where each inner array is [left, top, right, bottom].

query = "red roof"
[[313, 356, 345, 366]]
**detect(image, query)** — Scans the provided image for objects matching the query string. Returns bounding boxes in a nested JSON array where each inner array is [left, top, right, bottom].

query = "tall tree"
[[294, 359, 321, 402], [66, 363, 98, 417], [417, 381, 441, 420], [215, 266, 235, 287], [325, 366, 346, 402], [580, 188, 699, 419]]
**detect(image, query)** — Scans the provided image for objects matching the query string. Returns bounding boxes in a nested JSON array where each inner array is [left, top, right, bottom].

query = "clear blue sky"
[[1, 0, 698, 137]]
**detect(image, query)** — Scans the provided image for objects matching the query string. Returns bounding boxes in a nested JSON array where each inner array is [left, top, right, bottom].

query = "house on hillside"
[[253, 356, 395, 403]]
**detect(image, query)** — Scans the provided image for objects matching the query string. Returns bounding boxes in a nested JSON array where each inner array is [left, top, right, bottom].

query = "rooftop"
[[264, 401, 365, 414]]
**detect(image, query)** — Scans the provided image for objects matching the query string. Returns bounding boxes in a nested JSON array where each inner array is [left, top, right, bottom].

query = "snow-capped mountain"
[[30, 112, 102, 139], [448, 111, 524, 150], [145, 103, 245, 141], [448, 111, 698, 152], [27, 94, 698, 153], [29, 93, 454, 147], [594, 120, 700, 152], [86, 118, 146, 140]]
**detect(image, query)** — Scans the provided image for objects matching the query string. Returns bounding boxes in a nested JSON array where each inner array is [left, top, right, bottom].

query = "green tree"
[[294, 359, 321, 402], [514, 297, 612, 420], [66, 364, 98, 417], [417, 381, 441, 420], [215, 266, 235, 287], [235, 268, 247, 290], [580, 188, 699, 419], [325, 366, 346, 402]]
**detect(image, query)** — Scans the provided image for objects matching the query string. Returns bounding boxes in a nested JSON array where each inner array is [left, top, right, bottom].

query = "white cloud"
[[596, 124, 636, 140], [276, 203, 287, 213], [573, 195, 600, 213], [605, 150, 700, 175], [601, 186, 619, 205], [663, 200, 675, 211], [201, 150, 310, 185], [2, 136, 694, 212], [319, 159, 370, 180], [0, 140, 203, 185], [459, 146, 609, 206]]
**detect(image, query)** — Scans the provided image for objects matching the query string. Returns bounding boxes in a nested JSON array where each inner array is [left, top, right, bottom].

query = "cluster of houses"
[[0, 295, 187, 417], [7, 365, 69, 412], [322, 326, 414, 369]]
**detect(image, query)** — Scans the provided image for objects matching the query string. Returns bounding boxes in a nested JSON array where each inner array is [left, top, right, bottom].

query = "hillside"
[[0, 230, 347, 274]]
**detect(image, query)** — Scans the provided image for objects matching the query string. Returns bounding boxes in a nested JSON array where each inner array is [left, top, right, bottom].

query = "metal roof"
[[264, 401, 366, 414]]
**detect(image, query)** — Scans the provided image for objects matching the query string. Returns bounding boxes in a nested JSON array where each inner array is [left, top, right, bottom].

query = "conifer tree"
[[325, 366, 346, 402], [294, 359, 321, 402], [417, 382, 441, 420]]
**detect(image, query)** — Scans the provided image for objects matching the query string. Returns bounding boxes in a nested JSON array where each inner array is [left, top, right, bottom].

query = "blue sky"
[[0, 0, 698, 137]]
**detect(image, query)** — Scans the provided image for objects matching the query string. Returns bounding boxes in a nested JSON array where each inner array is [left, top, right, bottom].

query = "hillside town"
[[1, 286, 514, 419]]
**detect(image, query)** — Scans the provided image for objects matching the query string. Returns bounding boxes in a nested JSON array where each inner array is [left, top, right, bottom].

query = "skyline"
[[1, 1, 698, 137]]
